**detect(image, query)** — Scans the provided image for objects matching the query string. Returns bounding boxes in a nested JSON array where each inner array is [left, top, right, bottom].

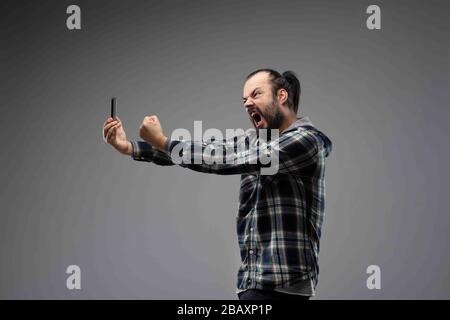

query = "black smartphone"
[[111, 97, 117, 118]]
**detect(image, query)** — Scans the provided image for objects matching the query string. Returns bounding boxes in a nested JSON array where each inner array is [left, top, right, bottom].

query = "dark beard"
[[261, 100, 284, 130]]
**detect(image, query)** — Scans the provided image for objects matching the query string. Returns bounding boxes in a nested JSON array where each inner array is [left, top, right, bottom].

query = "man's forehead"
[[243, 72, 271, 95]]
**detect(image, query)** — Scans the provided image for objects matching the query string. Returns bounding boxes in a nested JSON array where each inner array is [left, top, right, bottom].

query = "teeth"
[[248, 110, 262, 127]]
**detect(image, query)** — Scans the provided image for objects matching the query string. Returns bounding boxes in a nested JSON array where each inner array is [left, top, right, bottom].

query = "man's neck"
[[279, 114, 298, 133]]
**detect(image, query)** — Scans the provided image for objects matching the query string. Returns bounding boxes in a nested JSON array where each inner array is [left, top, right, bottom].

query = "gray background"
[[1, 0, 449, 299]]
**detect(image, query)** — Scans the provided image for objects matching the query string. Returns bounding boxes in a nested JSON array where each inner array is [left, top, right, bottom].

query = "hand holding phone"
[[102, 97, 131, 155]]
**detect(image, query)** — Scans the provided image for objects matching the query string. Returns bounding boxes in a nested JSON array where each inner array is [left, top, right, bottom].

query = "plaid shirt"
[[130, 116, 332, 292]]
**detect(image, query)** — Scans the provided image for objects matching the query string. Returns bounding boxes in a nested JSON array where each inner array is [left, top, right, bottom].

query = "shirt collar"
[[281, 116, 314, 134]]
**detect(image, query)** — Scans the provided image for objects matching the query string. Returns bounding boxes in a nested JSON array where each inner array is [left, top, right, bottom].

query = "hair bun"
[[282, 71, 297, 84], [281, 71, 301, 113]]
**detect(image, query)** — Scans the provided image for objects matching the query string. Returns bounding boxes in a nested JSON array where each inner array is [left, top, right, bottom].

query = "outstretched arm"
[[163, 129, 319, 175], [137, 115, 320, 176]]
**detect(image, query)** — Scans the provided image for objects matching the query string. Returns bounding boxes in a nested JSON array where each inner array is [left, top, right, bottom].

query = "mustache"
[[246, 106, 267, 118]]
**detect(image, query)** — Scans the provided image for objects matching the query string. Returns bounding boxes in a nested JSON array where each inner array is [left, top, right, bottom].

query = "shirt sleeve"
[[130, 140, 175, 166], [164, 128, 319, 175]]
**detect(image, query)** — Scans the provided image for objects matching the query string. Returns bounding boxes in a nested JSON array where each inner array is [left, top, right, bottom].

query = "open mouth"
[[250, 112, 264, 128]]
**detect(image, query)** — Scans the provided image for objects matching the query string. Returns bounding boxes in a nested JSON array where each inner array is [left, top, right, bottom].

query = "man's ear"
[[277, 88, 288, 106]]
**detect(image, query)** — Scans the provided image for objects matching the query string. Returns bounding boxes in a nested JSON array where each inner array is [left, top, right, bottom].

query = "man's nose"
[[244, 98, 254, 108]]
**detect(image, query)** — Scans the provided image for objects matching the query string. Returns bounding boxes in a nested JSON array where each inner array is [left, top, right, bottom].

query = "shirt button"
[[250, 227, 253, 232], [249, 249, 254, 254], [247, 279, 251, 284]]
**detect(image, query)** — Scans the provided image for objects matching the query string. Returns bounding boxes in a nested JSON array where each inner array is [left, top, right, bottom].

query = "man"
[[102, 69, 332, 300]]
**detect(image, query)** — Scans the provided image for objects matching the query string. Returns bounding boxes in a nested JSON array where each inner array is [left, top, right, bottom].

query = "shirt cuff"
[[165, 139, 182, 153], [130, 141, 154, 162]]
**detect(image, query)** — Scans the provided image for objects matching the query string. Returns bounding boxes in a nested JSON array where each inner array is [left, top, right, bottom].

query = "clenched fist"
[[139, 115, 168, 151]]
